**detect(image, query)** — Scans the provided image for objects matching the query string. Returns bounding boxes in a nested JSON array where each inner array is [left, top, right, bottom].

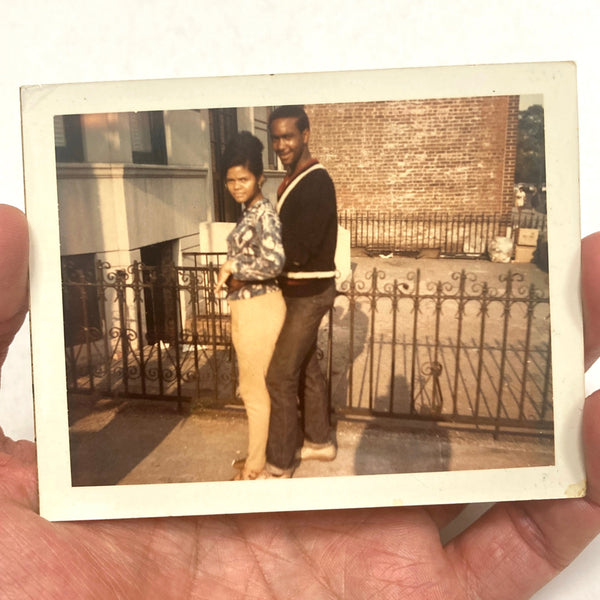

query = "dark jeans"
[[266, 280, 336, 470]]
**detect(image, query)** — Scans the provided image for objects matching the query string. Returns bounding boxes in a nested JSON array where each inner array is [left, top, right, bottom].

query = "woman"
[[215, 131, 286, 480]]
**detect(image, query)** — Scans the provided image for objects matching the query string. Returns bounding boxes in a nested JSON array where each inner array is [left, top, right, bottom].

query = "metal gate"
[[63, 256, 236, 412]]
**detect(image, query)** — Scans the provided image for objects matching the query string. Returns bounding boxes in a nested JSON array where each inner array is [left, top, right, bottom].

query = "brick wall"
[[305, 96, 519, 217]]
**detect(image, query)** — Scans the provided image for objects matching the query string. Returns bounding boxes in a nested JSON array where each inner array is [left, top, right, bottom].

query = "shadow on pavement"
[[69, 395, 184, 486]]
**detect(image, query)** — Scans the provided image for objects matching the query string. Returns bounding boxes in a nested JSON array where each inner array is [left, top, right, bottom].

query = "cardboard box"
[[513, 244, 536, 263], [517, 228, 539, 247]]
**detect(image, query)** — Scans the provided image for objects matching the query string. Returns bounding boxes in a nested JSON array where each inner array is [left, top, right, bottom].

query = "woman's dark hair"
[[221, 131, 264, 180], [268, 105, 310, 133]]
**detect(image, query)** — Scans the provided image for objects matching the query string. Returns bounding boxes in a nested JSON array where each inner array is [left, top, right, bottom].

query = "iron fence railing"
[[62, 255, 552, 434], [326, 267, 552, 436], [63, 257, 236, 411], [338, 209, 547, 257]]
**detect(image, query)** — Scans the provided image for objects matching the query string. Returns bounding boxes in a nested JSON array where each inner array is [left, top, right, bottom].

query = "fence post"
[[541, 335, 553, 421], [517, 284, 536, 421], [207, 262, 221, 401], [96, 260, 112, 393], [451, 271, 467, 417], [115, 269, 130, 395], [410, 269, 421, 415], [367, 267, 379, 410], [75, 268, 95, 392], [347, 272, 356, 409], [131, 261, 147, 396], [430, 279, 444, 416], [389, 278, 399, 413], [494, 271, 521, 438], [170, 264, 183, 410], [474, 281, 489, 422]]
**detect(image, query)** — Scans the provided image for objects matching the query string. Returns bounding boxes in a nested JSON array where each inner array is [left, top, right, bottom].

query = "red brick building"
[[306, 96, 519, 217]]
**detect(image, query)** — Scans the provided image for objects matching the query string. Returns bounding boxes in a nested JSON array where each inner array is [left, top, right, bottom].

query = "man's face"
[[270, 117, 309, 172]]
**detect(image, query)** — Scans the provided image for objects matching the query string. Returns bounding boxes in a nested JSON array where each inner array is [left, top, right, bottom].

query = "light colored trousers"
[[229, 290, 286, 477]]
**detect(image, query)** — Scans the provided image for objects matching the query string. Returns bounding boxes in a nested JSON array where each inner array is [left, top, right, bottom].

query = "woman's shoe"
[[231, 457, 246, 470], [232, 469, 260, 481]]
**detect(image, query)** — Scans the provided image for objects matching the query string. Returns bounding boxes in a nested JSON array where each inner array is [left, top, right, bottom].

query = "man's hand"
[[1, 204, 600, 599], [0, 205, 28, 373]]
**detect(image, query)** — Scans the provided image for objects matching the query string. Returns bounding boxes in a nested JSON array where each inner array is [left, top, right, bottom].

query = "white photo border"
[[21, 61, 583, 521]]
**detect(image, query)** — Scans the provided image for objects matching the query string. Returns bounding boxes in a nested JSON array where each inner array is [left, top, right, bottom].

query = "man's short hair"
[[268, 105, 310, 133]]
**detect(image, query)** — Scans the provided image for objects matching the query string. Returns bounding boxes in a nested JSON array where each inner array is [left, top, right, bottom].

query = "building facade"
[[55, 107, 283, 272], [306, 95, 519, 216]]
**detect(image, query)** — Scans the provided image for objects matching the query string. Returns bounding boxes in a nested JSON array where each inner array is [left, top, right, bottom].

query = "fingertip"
[[0, 204, 28, 234], [582, 232, 600, 370], [582, 230, 600, 247], [0, 204, 29, 327], [0, 204, 29, 267], [583, 389, 600, 504]]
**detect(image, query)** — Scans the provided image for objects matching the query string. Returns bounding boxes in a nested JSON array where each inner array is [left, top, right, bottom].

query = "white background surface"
[[1, 2, 599, 597]]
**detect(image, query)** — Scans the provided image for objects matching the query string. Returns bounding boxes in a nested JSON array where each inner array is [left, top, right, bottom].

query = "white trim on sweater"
[[276, 163, 326, 214]]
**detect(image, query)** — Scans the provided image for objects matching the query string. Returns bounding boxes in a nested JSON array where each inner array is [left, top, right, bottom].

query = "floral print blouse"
[[225, 198, 285, 301]]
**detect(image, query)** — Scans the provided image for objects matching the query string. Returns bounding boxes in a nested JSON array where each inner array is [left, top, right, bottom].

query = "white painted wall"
[[57, 109, 213, 258]]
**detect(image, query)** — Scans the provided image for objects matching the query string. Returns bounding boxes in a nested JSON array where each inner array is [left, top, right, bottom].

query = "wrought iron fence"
[[325, 266, 552, 435], [63, 256, 236, 411], [62, 255, 552, 434], [338, 209, 548, 257]]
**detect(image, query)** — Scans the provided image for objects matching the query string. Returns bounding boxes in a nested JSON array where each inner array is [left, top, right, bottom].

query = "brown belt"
[[278, 276, 322, 286], [226, 276, 277, 293]]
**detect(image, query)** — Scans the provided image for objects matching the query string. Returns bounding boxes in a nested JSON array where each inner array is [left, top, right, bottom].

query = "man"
[[262, 105, 338, 478]]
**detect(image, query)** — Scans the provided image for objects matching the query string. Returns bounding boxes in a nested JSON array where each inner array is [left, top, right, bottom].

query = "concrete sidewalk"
[[68, 394, 553, 487]]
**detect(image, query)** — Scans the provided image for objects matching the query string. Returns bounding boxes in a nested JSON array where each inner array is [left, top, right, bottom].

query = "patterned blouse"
[[226, 198, 285, 301]]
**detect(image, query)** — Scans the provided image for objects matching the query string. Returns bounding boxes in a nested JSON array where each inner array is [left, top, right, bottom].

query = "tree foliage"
[[515, 104, 546, 185]]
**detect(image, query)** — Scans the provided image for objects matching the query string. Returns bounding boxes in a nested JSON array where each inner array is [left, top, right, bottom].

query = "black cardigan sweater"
[[278, 166, 338, 294]]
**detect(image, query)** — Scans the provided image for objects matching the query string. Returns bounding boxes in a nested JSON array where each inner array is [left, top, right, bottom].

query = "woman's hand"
[[215, 260, 233, 294]]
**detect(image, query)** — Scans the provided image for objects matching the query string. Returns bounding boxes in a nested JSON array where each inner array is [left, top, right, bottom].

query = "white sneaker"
[[298, 442, 337, 462]]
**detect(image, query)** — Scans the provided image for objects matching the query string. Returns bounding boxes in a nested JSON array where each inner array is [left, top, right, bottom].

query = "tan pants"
[[229, 290, 286, 477]]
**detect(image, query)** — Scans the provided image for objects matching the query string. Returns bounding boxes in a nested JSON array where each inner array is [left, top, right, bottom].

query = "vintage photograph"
[[21, 63, 583, 521]]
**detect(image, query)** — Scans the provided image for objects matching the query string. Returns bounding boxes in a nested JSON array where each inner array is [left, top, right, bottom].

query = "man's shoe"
[[297, 442, 337, 462], [256, 463, 294, 479]]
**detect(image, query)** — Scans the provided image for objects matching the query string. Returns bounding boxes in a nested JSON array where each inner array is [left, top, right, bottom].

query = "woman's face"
[[225, 164, 262, 207]]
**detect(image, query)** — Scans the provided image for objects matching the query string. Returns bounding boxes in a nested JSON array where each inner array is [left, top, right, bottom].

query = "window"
[[54, 114, 84, 162], [129, 111, 167, 165], [209, 108, 240, 222], [254, 106, 278, 170], [61, 254, 102, 347], [140, 241, 178, 345]]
